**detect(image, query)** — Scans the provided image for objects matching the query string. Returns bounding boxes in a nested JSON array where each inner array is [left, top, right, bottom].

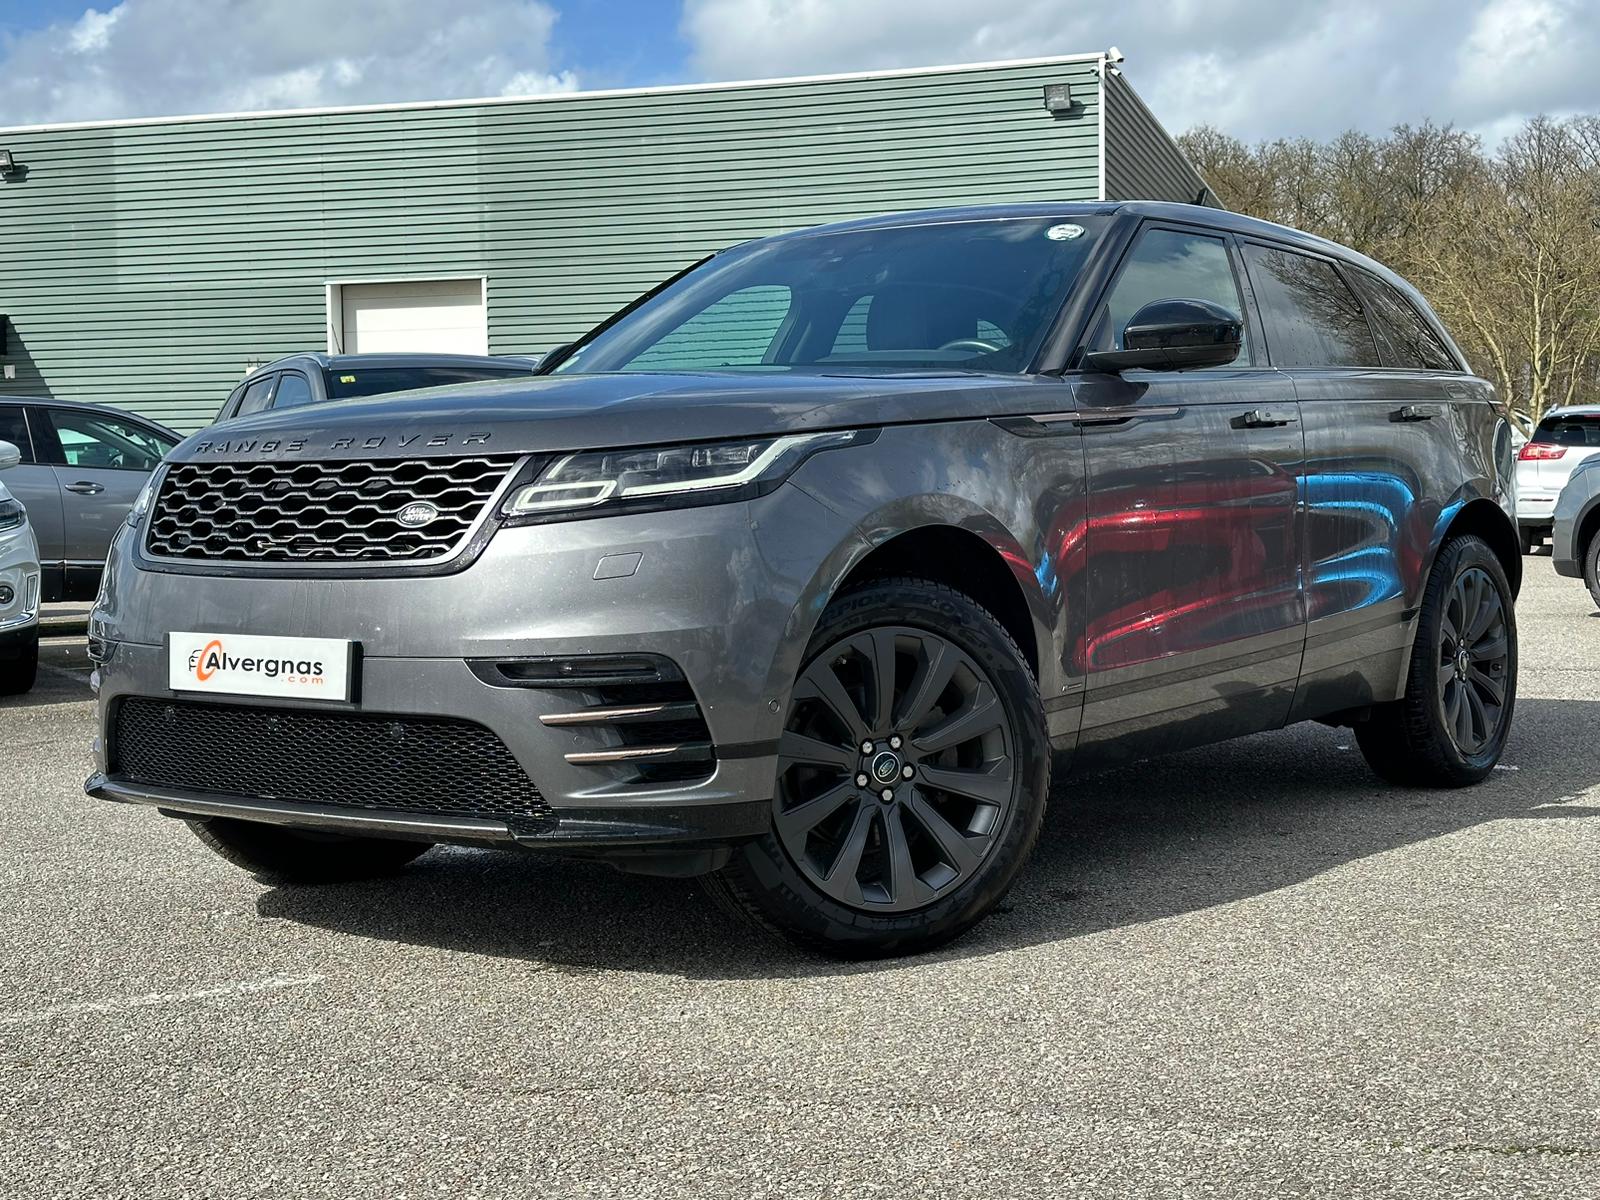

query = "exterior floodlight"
[[1042, 84, 1073, 113]]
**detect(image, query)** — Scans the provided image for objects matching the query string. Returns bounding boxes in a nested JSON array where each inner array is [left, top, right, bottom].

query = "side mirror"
[[1083, 298, 1243, 374], [0, 440, 20, 471]]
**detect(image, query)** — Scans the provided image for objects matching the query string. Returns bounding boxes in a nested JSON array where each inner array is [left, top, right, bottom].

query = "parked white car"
[[0, 439, 42, 695], [1516, 405, 1600, 553]]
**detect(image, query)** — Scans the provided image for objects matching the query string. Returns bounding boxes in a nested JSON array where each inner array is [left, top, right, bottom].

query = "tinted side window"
[[270, 372, 314, 410], [44, 410, 172, 471], [1097, 228, 1250, 360], [1346, 270, 1457, 371], [1243, 244, 1378, 368], [0, 408, 33, 462], [218, 385, 246, 421], [235, 376, 276, 417]]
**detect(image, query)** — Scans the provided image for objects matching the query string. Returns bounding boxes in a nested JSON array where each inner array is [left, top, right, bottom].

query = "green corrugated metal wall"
[[0, 56, 1197, 432], [1102, 72, 1214, 208]]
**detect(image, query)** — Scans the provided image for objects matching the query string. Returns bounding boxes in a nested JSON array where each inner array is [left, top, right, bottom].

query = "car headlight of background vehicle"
[[504, 429, 874, 521], [0, 498, 25, 533]]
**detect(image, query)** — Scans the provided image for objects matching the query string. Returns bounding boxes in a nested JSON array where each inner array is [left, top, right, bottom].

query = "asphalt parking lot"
[[2, 565, 1597, 1200]]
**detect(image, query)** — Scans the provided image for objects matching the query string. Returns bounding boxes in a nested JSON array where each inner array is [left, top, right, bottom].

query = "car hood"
[[173, 371, 1055, 463]]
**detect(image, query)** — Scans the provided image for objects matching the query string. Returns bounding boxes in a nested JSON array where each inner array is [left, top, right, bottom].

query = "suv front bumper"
[[1551, 484, 1589, 578], [86, 484, 864, 857]]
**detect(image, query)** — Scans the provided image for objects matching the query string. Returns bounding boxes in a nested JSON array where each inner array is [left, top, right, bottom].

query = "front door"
[[1073, 224, 1307, 762]]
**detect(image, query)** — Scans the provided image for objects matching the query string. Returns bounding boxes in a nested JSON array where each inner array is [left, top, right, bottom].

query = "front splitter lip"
[[85, 773, 772, 851]]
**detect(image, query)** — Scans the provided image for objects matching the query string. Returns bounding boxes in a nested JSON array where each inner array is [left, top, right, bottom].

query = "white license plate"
[[169, 632, 355, 701]]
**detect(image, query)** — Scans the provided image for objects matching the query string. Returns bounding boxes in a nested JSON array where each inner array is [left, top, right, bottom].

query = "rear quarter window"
[[1347, 269, 1457, 371]]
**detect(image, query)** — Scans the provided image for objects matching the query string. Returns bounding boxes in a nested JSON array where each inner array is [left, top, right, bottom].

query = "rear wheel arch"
[[1437, 498, 1521, 598]]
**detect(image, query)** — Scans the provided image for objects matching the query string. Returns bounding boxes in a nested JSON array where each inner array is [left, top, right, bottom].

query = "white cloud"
[[681, 0, 1600, 141], [0, 0, 573, 126], [67, 6, 123, 54]]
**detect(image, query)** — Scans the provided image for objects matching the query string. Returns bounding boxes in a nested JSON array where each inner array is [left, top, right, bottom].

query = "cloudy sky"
[[0, 0, 1595, 145]]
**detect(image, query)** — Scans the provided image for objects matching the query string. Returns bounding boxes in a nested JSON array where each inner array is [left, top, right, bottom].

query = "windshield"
[[554, 216, 1104, 376], [323, 366, 533, 400]]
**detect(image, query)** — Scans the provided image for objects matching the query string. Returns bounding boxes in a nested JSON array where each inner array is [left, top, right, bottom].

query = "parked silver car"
[[1551, 453, 1600, 608], [0, 438, 42, 694], [0, 399, 180, 601], [1515, 405, 1600, 553], [213, 353, 542, 424]]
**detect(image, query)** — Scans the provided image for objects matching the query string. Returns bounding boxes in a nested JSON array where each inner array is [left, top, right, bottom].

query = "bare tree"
[[1181, 116, 1600, 424]]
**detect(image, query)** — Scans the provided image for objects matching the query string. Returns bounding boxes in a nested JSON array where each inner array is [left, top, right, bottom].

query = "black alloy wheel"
[[1355, 534, 1517, 787], [1436, 566, 1511, 755], [776, 624, 1014, 912], [703, 578, 1049, 958]]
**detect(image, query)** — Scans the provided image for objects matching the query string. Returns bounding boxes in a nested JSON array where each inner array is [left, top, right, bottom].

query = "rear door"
[[1239, 243, 1464, 719], [1074, 223, 1307, 761], [35, 407, 175, 591], [0, 405, 65, 581]]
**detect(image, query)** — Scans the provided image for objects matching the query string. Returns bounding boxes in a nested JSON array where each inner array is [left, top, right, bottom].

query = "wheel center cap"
[[1455, 647, 1471, 680], [869, 750, 902, 785]]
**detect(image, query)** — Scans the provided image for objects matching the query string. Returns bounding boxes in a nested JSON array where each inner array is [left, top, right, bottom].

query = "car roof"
[[1538, 406, 1600, 418], [249, 352, 540, 379], [764, 200, 1411, 282], [761, 200, 1356, 252], [0, 394, 181, 436], [752, 200, 1453, 358]]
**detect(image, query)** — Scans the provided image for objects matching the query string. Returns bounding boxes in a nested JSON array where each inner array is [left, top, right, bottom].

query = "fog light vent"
[[471, 653, 716, 786]]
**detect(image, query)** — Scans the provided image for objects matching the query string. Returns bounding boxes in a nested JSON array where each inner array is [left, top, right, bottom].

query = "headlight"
[[126, 475, 158, 528], [0, 498, 24, 533], [504, 429, 871, 520]]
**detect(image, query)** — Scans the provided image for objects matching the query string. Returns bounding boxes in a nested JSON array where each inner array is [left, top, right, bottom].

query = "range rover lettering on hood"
[[192, 432, 492, 455]]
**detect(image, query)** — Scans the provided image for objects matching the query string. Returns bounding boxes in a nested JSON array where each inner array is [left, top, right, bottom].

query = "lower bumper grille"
[[111, 697, 551, 830]]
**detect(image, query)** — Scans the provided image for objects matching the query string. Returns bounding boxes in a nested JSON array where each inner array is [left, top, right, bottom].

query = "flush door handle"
[[64, 481, 105, 495], [1234, 409, 1295, 429]]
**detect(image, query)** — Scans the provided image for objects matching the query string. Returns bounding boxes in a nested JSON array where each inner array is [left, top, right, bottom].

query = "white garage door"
[[338, 279, 487, 355]]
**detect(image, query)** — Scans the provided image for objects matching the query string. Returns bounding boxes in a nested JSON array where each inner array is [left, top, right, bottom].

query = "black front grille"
[[111, 697, 550, 829], [145, 455, 521, 564]]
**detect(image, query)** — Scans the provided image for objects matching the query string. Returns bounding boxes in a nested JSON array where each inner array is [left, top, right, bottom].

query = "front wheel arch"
[[829, 524, 1041, 681]]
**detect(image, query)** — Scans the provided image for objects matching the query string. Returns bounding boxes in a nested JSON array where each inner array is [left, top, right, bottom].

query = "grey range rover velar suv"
[[88, 203, 1521, 957]]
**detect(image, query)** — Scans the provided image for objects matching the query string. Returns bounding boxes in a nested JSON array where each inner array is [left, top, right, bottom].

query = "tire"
[[704, 577, 1050, 959], [1584, 530, 1600, 612], [1518, 525, 1536, 556], [1355, 534, 1517, 787], [0, 631, 38, 696], [186, 817, 432, 885]]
